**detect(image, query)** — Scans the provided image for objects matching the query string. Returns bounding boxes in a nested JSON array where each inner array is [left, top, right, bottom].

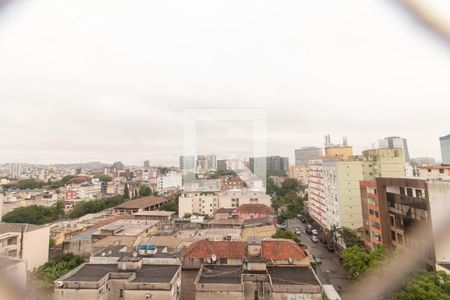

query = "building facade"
[[439, 134, 450, 164], [294, 146, 322, 166], [288, 165, 309, 185], [379, 136, 410, 162], [0, 223, 50, 271]]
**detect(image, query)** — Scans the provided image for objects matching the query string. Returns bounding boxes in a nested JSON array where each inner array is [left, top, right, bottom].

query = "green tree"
[[3, 202, 65, 225], [342, 245, 386, 280], [271, 229, 300, 243], [34, 254, 84, 286], [338, 227, 364, 248], [139, 185, 152, 197], [68, 200, 107, 218], [392, 271, 450, 300], [278, 178, 299, 196], [93, 174, 113, 182]]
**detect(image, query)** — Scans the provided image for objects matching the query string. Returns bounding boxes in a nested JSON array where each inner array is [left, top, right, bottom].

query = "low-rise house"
[[115, 196, 169, 213], [133, 210, 175, 222], [0, 223, 49, 271], [54, 258, 182, 300], [182, 240, 246, 269], [63, 220, 159, 258], [235, 203, 275, 222]]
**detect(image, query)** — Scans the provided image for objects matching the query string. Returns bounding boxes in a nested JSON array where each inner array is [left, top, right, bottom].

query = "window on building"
[[400, 187, 406, 195], [389, 215, 395, 226], [439, 169, 444, 174], [406, 188, 413, 197], [397, 234, 404, 245], [416, 189, 423, 198], [391, 230, 396, 241]]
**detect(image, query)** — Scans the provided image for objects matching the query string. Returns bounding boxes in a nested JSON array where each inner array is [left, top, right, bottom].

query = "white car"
[[311, 229, 319, 235]]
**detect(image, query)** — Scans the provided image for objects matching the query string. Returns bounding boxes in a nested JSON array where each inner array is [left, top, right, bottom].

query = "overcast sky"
[[0, 0, 449, 166]]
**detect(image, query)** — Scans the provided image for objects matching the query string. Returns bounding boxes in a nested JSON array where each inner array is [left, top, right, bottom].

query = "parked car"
[[300, 216, 306, 223], [276, 223, 287, 229], [305, 227, 312, 235], [321, 237, 328, 244], [311, 229, 319, 235], [327, 242, 334, 252], [294, 228, 301, 235], [312, 254, 322, 264], [311, 235, 319, 243]]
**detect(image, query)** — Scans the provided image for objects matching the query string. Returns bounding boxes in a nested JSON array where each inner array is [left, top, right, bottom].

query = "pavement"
[[286, 218, 352, 299]]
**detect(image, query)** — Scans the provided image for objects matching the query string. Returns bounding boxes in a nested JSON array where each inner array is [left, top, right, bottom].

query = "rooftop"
[[262, 240, 307, 260], [235, 204, 274, 215], [0, 223, 45, 235], [61, 263, 179, 284], [131, 264, 179, 283], [197, 265, 242, 284], [183, 240, 246, 259], [64, 264, 118, 282], [267, 266, 320, 286], [116, 196, 168, 210], [133, 210, 175, 217]]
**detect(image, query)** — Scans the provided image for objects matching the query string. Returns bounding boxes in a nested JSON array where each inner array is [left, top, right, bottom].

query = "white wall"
[[22, 226, 50, 271], [428, 181, 450, 264]]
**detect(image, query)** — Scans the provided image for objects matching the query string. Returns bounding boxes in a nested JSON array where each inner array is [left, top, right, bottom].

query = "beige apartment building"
[[288, 165, 309, 185], [323, 160, 364, 230], [0, 223, 49, 271], [179, 188, 271, 217], [361, 148, 405, 180], [417, 165, 450, 179], [324, 145, 353, 161]]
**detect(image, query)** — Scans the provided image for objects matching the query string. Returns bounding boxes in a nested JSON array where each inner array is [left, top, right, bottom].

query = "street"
[[286, 218, 351, 299]]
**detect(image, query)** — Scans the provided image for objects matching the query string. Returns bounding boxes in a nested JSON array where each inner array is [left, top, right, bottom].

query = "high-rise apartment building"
[[440, 134, 450, 164], [308, 158, 364, 230], [179, 155, 196, 171], [294, 147, 322, 165], [143, 160, 150, 169], [375, 178, 450, 271], [249, 156, 289, 176], [379, 136, 410, 162]]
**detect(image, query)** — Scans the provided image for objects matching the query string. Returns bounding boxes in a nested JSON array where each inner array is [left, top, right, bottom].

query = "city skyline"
[[0, 1, 449, 165]]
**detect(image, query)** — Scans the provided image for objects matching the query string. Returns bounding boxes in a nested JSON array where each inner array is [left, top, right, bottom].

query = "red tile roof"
[[182, 240, 246, 259], [115, 196, 168, 209], [262, 240, 307, 260], [235, 204, 274, 215]]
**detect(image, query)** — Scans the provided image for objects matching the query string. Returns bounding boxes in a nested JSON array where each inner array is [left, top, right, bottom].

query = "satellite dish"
[[288, 258, 293, 264], [107, 250, 113, 256], [211, 254, 217, 262], [101, 252, 106, 257], [132, 251, 138, 257], [56, 281, 64, 287], [206, 257, 211, 264]]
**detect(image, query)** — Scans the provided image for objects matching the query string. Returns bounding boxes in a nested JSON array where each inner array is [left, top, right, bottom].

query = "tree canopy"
[[392, 271, 450, 300], [4, 179, 45, 190], [93, 174, 113, 182], [271, 229, 300, 243], [342, 245, 386, 280], [68, 195, 126, 218], [34, 253, 84, 286], [2, 201, 64, 225], [338, 227, 364, 248], [139, 185, 152, 197]]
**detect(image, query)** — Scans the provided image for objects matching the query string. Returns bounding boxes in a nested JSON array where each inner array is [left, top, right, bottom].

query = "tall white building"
[[157, 173, 182, 195]]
